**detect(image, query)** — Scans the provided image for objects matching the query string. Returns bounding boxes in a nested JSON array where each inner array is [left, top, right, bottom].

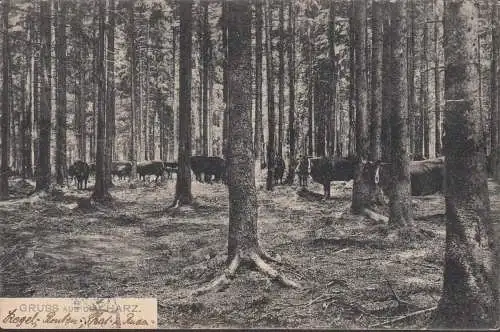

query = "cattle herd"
[[64, 154, 449, 198]]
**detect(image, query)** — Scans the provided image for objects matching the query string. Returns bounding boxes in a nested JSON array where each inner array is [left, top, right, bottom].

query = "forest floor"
[[1, 172, 499, 329]]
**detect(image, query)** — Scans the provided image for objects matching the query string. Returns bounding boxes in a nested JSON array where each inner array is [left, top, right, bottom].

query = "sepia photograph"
[[0, 0, 498, 329]]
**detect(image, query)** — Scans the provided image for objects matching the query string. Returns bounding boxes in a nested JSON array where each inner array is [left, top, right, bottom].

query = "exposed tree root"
[[368, 306, 437, 328], [193, 250, 301, 296], [250, 252, 301, 289], [193, 254, 240, 296], [258, 248, 282, 264], [362, 208, 389, 223]]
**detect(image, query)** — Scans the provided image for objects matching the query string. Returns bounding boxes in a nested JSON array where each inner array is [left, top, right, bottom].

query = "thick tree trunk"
[[432, 0, 498, 327], [265, 0, 275, 191], [55, 0, 67, 186], [0, 0, 9, 199], [174, 0, 193, 205], [106, 0, 116, 186], [226, 0, 259, 258], [327, 0, 336, 157], [36, 0, 51, 192], [194, 0, 299, 296], [351, 0, 370, 214], [381, 14, 392, 162], [434, 0, 442, 156], [408, 0, 416, 158], [421, 1, 431, 159], [254, 0, 263, 166], [92, 0, 110, 201], [388, 1, 412, 227], [128, 1, 137, 182], [348, 6, 356, 157], [202, 1, 210, 156], [23, 16, 33, 179], [277, 0, 284, 159], [307, 25, 314, 157], [286, 0, 296, 184], [222, 0, 229, 161], [490, 0, 498, 178], [369, 0, 382, 162]]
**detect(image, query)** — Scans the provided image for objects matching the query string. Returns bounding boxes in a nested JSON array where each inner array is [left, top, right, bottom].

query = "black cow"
[[89, 163, 96, 177], [190, 156, 226, 183], [69, 160, 90, 189], [137, 160, 166, 182], [376, 157, 445, 196], [274, 156, 285, 185], [308, 156, 381, 199], [112, 161, 132, 180]]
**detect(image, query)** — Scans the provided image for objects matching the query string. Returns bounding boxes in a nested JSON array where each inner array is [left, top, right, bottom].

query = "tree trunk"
[[36, 0, 51, 192], [421, 1, 430, 159], [222, 0, 229, 161], [265, 0, 275, 191], [381, 13, 392, 162], [194, 0, 299, 296], [106, 0, 116, 186], [432, 0, 498, 327], [92, 0, 110, 201], [128, 1, 137, 183], [143, 23, 151, 161], [0, 0, 9, 199], [286, 0, 296, 184], [174, 0, 193, 205], [254, 0, 263, 167], [327, 0, 336, 157], [408, 0, 416, 158], [307, 24, 314, 157], [226, 0, 259, 258], [348, 5, 356, 157], [369, 0, 382, 162], [202, 1, 210, 156], [434, 0, 442, 156], [351, 0, 370, 214], [277, 0, 284, 159], [55, 0, 67, 186], [23, 16, 33, 179], [388, 1, 411, 227]]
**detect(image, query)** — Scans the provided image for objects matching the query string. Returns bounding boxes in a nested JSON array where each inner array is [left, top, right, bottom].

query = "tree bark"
[[265, 0, 275, 191], [36, 0, 52, 192], [277, 0, 284, 159], [174, 0, 193, 205], [351, 0, 370, 214], [408, 0, 416, 158], [92, 0, 110, 201], [55, 0, 67, 186], [0, 0, 9, 199], [254, 0, 263, 167], [106, 0, 116, 186], [434, 0, 442, 156], [307, 24, 314, 157], [348, 3, 356, 157], [202, 1, 210, 156], [128, 1, 137, 182], [381, 13, 392, 162], [388, 1, 412, 227], [369, 0, 382, 162], [23, 15, 33, 179], [286, 0, 296, 183], [432, 0, 498, 327], [327, 0, 336, 157]]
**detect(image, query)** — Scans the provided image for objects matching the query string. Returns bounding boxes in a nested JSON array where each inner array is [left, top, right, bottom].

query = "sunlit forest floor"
[[1, 173, 499, 328]]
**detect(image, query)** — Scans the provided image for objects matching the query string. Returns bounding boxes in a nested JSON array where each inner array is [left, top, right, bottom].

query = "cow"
[[308, 156, 380, 199], [376, 157, 445, 196]]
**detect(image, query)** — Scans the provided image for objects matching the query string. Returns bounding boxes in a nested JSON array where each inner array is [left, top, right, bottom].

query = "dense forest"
[[0, 0, 498, 329]]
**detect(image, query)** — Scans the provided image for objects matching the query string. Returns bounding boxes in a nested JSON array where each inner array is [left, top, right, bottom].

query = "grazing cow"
[[375, 157, 445, 196], [308, 156, 379, 199]]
